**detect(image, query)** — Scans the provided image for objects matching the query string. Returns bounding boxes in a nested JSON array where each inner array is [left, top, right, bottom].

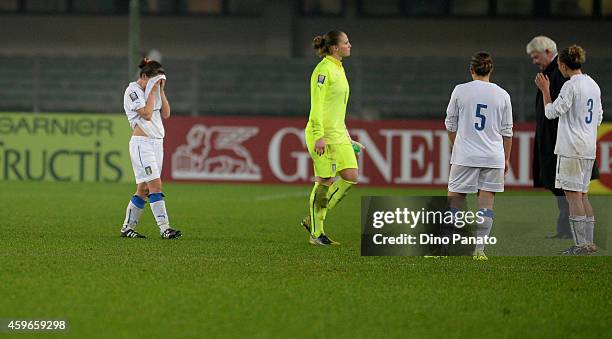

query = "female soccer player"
[[120, 58, 182, 239], [535, 45, 603, 255], [300, 30, 364, 246], [445, 52, 514, 260]]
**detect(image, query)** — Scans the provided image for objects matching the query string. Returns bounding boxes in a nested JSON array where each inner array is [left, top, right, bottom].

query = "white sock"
[[149, 193, 170, 234], [585, 216, 595, 245], [121, 196, 146, 231], [475, 209, 494, 252], [569, 215, 587, 246]]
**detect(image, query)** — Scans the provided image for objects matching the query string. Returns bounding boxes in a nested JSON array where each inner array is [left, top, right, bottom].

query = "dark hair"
[[559, 45, 586, 70], [138, 58, 165, 77], [470, 51, 493, 76], [313, 31, 345, 57]]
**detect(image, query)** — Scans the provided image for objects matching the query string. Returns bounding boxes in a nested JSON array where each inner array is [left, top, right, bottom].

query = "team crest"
[[145, 166, 152, 175], [332, 163, 337, 173], [129, 91, 138, 102], [317, 74, 326, 85]]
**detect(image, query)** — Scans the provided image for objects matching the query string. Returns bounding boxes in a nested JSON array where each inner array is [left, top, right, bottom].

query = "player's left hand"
[[351, 140, 365, 154], [504, 160, 510, 175], [534, 73, 549, 91], [160, 79, 165, 91]]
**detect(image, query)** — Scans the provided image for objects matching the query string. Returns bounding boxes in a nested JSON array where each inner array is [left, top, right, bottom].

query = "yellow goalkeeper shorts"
[[305, 133, 358, 178]]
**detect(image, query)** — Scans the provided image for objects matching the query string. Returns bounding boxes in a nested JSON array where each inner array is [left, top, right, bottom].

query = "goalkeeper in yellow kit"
[[301, 30, 364, 246]]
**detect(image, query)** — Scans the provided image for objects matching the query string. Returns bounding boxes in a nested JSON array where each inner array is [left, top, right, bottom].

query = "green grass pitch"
[[0, 181, 610, 338]]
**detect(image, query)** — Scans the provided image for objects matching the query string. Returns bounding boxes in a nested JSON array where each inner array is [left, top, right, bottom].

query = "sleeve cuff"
[[544, 103, 556, 119]]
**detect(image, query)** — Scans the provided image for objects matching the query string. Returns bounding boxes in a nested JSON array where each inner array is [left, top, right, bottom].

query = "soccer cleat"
[[309, 234, 340, 246], [120, 228, 146, 238], [560, 245, 578, 254], [561, 245, 589, 255], [300, 215, 311, 234], [161, 228, 182, 239], [586, 244, 598, 253], [472, 250, 488, 261]]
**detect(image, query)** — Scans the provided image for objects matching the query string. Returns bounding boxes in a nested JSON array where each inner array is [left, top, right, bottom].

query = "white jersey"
[[445, 80, 513, 169], [545, 74, 602, 159], [123, 81, 164, 139]]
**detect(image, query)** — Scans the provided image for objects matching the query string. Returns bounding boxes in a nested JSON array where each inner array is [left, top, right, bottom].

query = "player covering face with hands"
[[300, 30, 364, 246], [120, 58, 182, 239], [535, 45, 603, 255]]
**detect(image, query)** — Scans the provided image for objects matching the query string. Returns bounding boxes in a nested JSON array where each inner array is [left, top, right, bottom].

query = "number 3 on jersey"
[[586, 98, 593, 124], [475, 103, 487, 131]]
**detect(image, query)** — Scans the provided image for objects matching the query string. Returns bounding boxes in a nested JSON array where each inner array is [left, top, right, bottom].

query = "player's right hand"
[[534, 73, 549, 91], [504, 160, 510, 175], [315, 138, 326, 156]]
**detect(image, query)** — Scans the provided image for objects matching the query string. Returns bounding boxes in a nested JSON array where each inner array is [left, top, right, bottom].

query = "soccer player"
[[526, 36, 572, 239], [300, 30, 364, 246], [535, 45, 603, 255], [120, 58, 182, 239], [445, 52, 513, 260]]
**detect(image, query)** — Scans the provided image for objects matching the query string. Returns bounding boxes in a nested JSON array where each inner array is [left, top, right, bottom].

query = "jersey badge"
[[129, 92, 139, 102]]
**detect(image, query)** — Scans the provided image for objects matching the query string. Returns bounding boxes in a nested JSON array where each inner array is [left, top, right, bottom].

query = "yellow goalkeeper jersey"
[[305, 55, 350, 145]]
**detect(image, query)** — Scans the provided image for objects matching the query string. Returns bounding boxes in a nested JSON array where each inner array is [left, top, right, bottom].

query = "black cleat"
[[560, 245, 578, 254], [161, 228, 182, 239], [121, 228, 146, 238], [561, 245, 589, 255], [309, 234, 340, 246]]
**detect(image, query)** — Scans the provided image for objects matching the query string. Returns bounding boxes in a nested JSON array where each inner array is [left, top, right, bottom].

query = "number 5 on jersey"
[[475, 103, 487, 131]]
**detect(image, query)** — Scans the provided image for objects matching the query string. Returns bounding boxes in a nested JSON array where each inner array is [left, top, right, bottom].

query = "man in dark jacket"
[[527, 36, 598, 239]]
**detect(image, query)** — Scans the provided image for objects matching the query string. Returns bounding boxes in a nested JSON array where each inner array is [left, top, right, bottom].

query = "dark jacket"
[[532, 56, 598, 189]]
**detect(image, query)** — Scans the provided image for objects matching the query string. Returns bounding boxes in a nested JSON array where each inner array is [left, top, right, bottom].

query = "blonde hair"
[[526, 36, 557, 54], [559, 45, 586, 70]]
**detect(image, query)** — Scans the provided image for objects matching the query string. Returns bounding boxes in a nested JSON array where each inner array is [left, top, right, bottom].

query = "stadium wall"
[[1, 14, 611, 58], [2, 112, 611, 193]]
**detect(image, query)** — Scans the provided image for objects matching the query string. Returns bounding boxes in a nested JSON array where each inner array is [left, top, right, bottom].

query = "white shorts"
[[129, 136, 164, 184], [555, 156, 594, 193], [448, 164, 504, 194]]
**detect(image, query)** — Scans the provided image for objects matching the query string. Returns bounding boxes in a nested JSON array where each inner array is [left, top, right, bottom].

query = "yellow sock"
[[309, 183, 329, 237], [326, 179, 356, 210]]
